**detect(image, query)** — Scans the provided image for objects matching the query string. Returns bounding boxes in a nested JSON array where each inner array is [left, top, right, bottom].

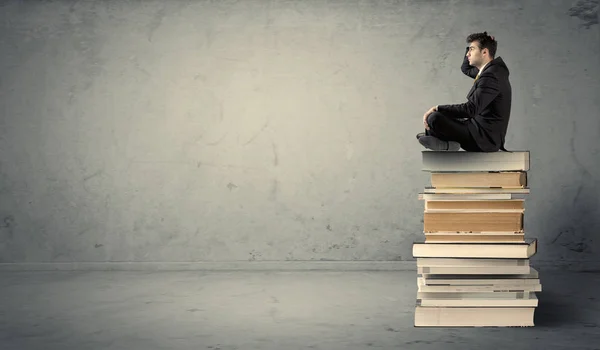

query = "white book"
[[423, 187, 530, 194], [419, 193, 527, 200], [416, 292, 538, 307], [420, 271, 540, 285], [417, 265, 533, 275], [412, 239, 537, 259], [417, 281, 542, 293]]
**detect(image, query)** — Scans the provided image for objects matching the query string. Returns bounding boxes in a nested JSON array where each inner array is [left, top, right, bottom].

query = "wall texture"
[[0, 0, 598, 268]]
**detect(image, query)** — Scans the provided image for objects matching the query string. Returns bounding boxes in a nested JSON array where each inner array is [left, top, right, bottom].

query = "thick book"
[[424, 199, 524, 211], [430, 171, 527, 188], [424, 212, 524, 233], [422, 151, 530, 172], [424, 234, 525, 243], [414, 306, 535, 327]]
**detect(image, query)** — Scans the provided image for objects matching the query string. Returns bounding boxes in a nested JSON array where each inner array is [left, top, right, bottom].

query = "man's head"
[[466, 31, 497, 69]]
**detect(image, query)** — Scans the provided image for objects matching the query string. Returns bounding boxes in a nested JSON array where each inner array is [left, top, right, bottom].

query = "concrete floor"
[[0, 269, 599, 350]]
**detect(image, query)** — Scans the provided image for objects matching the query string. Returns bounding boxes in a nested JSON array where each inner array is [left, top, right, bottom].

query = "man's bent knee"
[[426, 111, 442, 129]]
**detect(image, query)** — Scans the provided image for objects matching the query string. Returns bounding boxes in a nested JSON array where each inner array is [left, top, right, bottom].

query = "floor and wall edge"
[[0, 260, 597, 272]]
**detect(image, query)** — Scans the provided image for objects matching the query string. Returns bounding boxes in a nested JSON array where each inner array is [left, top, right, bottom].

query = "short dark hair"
[[466, 31, 497, 58]]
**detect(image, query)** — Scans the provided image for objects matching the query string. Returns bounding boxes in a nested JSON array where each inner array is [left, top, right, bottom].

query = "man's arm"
[[461, 47, 479, 79], [437, 73, 500, 119]]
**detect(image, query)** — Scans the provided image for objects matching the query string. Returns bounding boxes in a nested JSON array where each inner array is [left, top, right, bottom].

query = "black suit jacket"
[[437, 47, 512, 152]]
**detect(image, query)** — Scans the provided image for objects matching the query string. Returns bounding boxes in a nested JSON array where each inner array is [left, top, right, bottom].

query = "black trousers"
[[426, 112, 482, 152]]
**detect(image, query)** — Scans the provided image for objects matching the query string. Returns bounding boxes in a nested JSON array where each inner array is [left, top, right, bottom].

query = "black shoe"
[[416, 132, 426, 139], [418, 135, 460, 151]]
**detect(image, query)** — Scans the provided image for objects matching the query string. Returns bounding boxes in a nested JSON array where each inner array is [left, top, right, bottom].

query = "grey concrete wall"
[[0, 0, 598, 267]]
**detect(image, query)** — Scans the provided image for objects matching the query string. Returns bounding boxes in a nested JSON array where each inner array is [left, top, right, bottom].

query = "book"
[[430, 171, 527, 188], [421, 151, 530, 172], [423, 187, 530, 194], [416, 292, 538, 307], [419, 193, 528, 200], [417, 264, 533, 275], [417, 258, 530, 267], [417, 282, 542, 293], [412, 239, 537, 258], [425, 200, 524, 210], [414, 306, 535, 327], [424, 212, 524, 233], [424, 234, 525, 243], [420, 270, 539, 284]]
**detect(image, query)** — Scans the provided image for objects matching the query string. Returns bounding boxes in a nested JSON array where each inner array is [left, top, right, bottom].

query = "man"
[[417, 32, 512, 152]]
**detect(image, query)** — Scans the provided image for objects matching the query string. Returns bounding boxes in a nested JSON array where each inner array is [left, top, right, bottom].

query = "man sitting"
[[417, 32, 512, 152]]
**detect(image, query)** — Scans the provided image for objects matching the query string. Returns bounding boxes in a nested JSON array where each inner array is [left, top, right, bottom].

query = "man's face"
[[466, 41, 486, 67]]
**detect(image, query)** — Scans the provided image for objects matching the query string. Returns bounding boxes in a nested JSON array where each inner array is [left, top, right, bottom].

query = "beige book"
[[412, 239, 537, 259], [424, 208, 524, 213], [417, 258, 530, 267], [421, 150, 530, 172], [423, 231, 526, 236], [424, 234, 525, 243], [430, 171, 527, 188], [424, 212, 523, 232], [414, 306, 535, 327], [416, 292, 538, 307], [425, 200, 524, 210]]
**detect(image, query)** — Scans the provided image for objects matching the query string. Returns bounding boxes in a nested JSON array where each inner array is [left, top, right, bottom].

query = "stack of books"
[[412, 151, 541, 327]]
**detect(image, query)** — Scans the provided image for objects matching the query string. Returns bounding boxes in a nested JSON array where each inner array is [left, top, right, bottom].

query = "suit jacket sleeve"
[[437, 73, 500, 119], [461, 47, 479, 78]]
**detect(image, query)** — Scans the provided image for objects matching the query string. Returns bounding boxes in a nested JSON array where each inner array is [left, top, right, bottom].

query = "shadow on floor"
[[534, 271, 600, 329]]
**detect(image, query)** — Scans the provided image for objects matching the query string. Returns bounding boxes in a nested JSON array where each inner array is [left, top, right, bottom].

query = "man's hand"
[[423, 106, 438, 130]]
